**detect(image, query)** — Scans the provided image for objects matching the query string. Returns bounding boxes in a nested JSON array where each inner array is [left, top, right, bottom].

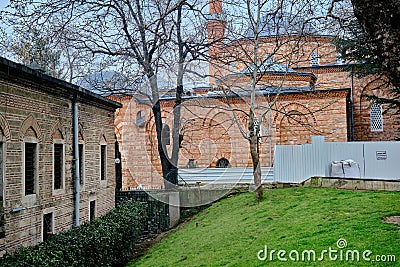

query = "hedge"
[[0, 200, 146, 267]]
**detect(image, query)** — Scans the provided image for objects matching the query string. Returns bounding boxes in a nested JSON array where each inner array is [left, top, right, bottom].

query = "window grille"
[[370, 103, 383, 131], [310, 52, 319, 66]]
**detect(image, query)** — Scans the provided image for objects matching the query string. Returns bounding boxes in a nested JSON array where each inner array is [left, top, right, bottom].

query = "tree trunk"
[[149, 73, 173, 189], [169, 4, 185, 187], [249, 110, 263, 201]]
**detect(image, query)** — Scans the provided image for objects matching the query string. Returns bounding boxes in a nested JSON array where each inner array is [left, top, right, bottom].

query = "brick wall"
[[352, 75, 400, 141], [0, 77, 117, 254], [117, 89, 348, 189]]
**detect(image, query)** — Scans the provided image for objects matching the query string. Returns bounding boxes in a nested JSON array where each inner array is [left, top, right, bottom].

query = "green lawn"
[[130, 187, 400, 266]]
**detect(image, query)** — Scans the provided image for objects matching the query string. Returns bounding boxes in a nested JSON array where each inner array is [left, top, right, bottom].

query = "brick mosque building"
[[115, 1, 399, 190]]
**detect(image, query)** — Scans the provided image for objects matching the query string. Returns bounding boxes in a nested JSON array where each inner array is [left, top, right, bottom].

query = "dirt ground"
[[382, 216, 400, 225]]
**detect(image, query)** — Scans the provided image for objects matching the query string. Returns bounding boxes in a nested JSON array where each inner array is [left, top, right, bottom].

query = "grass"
[[129, 187, 400, 266]]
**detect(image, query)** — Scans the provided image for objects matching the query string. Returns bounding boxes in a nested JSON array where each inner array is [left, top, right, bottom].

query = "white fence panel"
[[324, 142, 365, 177], [274, 145, 309, 183], [364, 142, 400, 180], [274, 136, 400, 183]]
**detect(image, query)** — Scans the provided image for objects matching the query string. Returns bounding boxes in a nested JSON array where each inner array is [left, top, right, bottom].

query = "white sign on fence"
[[376, 151, 387, 160]]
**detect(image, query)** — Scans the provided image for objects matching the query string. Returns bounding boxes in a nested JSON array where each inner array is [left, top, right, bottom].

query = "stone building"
[[114, 1, 399, 189], [0, 57, 121, 253]]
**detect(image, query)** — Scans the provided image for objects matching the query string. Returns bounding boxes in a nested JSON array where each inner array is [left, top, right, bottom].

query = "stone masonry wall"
[[0, 79, 117, 254]]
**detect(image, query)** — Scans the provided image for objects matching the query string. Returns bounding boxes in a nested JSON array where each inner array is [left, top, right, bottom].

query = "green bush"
[[1, 200, 146, 267]]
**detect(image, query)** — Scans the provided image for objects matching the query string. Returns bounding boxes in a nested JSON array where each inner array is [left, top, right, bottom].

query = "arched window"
[[24, 127, 38, 196], [135, 110, 146, 127], [370, 103, 383, 132], [78, 131, 85, 187], [229, 61, 235, 72], [216, 157, 230, 168], [53, 129, 65, 192], [99, 135, 107, 181], [161, 124, 171, 146], [310, 52, 319, 66]]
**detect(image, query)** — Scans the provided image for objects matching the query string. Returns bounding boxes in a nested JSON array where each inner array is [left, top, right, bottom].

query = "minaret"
[[206, 0, 226, 85]]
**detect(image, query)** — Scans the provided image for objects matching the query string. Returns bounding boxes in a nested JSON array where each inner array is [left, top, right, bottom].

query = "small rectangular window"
[[100, 145, 106, 180], [89, 200, 96, 221], [53, 144, 63, 190], [25, 143, 36, 195], [79, 144, 84, 185], [43, 212, 53, 241], [370, 103, 383, 131]]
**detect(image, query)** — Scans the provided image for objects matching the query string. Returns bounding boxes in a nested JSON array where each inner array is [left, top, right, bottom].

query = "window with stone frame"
[[370, 103, 383, 131], [53, 143, 63, 190], [25, 142, 37, 195], [100, 144, 106, 180], [135, 110, 146, 127], [161, 124, 171, 146], [216, 157, 230, 168], [79, 143, 84, 186], [43, 212, 53, 241], [89, 200, 96, 221]]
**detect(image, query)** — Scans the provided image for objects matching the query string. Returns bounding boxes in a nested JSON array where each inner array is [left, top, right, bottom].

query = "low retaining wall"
[[116, 188, 247, 228], [304, 177, 400, 191], [115, 191, 170, 232]]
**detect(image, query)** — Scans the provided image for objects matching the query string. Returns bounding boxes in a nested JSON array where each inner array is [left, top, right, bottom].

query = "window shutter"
[[79, 144, 84, 185], [25, 143, 36, 195], [54, 144, 63, 190], [100, 145, 106, 180]]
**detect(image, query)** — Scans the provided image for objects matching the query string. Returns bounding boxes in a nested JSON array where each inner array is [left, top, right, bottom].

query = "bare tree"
[[207, 0, 332, 200], [3, 0, 208, 188]]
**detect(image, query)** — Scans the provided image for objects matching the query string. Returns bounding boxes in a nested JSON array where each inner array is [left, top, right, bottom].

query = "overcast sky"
[[0, 1, 9, 10]]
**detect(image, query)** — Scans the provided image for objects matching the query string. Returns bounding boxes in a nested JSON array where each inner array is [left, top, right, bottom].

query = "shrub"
[[1, 200, 146, 267]]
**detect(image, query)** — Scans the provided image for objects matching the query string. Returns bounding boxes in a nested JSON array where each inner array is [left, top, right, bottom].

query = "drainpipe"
[[73, 94, 80, 227], [349, 66, 355, 141]]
